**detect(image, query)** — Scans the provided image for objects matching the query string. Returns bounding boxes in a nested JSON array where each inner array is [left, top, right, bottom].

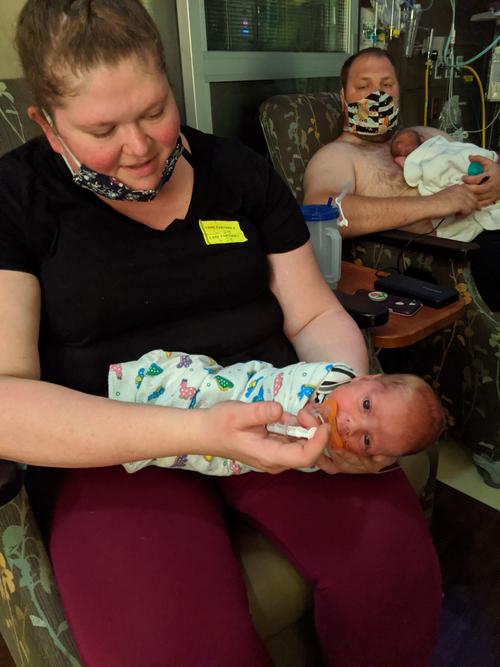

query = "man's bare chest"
[[352, 146, 416, 198]]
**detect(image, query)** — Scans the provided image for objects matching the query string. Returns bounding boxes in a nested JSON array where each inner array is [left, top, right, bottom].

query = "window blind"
[[205, 0, 350, 53]]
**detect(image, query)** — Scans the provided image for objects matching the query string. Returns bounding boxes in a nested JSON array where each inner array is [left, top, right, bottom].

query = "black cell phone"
[[385, 294, 423, 316], [354, 290, 423, 317]]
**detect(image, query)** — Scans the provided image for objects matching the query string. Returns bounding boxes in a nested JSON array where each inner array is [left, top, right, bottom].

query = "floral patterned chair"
[[0, 78, 441, 667], [259, 92, 500, 489]]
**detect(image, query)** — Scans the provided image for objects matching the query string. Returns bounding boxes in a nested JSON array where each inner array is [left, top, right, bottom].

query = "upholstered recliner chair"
[[0, 79, 437, 667], [259, 92, 500, 489]]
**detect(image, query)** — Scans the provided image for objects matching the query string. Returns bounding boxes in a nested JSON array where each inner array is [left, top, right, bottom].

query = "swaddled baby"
[[109, 350, 444, 475]]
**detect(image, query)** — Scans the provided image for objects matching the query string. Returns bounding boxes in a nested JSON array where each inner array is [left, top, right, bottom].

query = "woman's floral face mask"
[[42, 109, 183, 202]]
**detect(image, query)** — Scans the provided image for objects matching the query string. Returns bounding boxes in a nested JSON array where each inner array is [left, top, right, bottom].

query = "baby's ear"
[[394, 156, 406, 168]]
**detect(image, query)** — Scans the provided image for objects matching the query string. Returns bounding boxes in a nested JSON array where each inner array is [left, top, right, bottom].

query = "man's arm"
[[332, 189, 480, 238], [303, 141, 478, 238]]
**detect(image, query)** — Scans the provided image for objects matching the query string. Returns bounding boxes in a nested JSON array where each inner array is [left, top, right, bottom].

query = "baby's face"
[[326, 377, 413, 458]]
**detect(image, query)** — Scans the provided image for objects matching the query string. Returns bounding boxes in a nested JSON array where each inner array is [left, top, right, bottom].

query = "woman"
[[0, 1, 441, 665]]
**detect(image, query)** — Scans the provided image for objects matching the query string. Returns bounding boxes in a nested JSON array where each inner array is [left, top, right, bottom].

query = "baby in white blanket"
[[391, 128, 500, 242]]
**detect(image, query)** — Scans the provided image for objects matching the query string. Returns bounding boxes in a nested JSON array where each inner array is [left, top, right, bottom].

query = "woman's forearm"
[[0, 376, 328, 473], [0, 376, 206, 467]]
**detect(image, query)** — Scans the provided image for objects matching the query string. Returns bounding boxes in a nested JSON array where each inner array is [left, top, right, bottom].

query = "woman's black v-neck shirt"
[[0, 126, 309, 396]]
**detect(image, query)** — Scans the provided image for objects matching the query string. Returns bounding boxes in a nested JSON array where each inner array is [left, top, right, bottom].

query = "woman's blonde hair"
[[16, 0, 166, 111]]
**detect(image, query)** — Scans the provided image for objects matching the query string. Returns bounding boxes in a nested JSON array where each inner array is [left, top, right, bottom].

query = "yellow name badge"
[[199, 219, 248, 246]]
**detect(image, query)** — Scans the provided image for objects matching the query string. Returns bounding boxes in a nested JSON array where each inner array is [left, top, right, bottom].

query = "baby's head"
[[390, 129, 423, 168], [318, 373, 445, 459]]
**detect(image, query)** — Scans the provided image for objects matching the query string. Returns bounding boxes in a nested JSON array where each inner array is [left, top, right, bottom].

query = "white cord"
[[465, 105, 500, 135], [334, 182, 352, 227]]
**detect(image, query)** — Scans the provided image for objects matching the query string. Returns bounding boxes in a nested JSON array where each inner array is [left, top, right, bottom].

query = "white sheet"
[[403, 135, 500, 242]]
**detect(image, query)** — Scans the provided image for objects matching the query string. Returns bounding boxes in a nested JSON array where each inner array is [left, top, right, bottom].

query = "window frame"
[[176, 0, 359, 132]]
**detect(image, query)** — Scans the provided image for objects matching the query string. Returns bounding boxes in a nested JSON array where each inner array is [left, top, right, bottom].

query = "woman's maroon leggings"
[[41, 465, 441, 667]]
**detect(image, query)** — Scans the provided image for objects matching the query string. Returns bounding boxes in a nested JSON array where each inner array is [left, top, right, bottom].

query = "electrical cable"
[[463, 64, 486, 148], [374, 219, 447, 277], [396, 218, 447, 275]]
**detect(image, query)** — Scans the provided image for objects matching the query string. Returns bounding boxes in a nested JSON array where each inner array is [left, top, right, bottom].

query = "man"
[[303, 48, 500, 309]]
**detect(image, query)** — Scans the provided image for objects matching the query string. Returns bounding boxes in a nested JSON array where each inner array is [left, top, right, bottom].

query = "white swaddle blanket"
[[403, 135, 500, 241], [109, 350, 355, 475]]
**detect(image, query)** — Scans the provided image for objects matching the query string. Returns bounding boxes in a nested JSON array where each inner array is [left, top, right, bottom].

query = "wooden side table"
[[338, 262, 465, 349]]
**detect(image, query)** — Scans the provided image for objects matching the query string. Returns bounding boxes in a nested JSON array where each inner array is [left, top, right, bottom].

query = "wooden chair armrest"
[[358, 230, 479, 261]]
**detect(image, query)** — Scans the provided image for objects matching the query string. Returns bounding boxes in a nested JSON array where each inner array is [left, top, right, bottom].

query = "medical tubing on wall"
[[463, 65, 486, 148], [463, 35, 500, 66], [423, 59, 430, 126]]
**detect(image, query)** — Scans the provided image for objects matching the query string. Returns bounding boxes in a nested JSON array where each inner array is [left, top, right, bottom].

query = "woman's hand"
[[316, 448, 397, 475], [463, 155, 500, 207], [201, 400, 329, 474]]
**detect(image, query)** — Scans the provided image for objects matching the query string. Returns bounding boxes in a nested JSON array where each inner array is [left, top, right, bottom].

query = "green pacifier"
[[467, 161, 484, 176]]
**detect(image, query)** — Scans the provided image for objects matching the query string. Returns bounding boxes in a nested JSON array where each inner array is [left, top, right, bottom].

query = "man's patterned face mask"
[[345, 90, 399, 136], [42, 109, 183, 202]]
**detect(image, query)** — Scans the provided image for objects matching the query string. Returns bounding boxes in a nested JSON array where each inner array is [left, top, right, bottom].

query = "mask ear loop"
[[340, 88, 350, 132], [41, 108, 54, 128], [41, 108, 82, 174]]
